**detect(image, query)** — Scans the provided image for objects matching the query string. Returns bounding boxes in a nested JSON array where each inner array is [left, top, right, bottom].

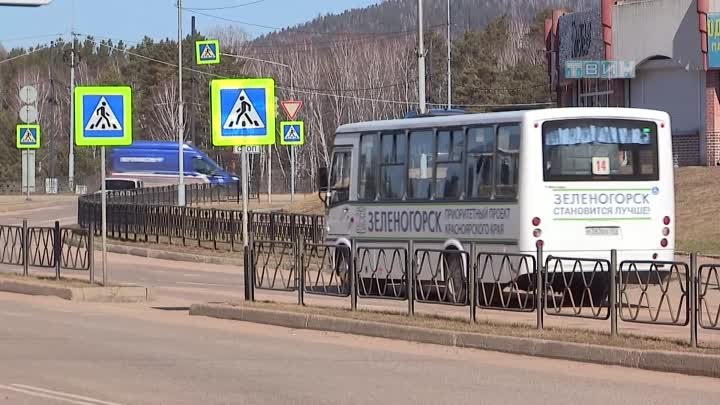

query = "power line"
[[82, 35, 551, 110], [184, 0, 265, 11], [0, 32, 65, 45], [0, 45, 51, 65]]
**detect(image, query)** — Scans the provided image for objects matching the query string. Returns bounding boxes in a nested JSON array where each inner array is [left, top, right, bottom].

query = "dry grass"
[[196, 193, 325, 215], [232, 300, 720, 354], [675, 167, 720, 255]]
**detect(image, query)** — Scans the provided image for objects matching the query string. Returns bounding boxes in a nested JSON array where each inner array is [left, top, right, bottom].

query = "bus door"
[[326, 147, 353, 239]]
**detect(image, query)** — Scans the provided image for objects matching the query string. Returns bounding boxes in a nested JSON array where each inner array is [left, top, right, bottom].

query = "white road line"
[[11, 384, 124, 405], [0, 384, 96, 405], [176, 281, 232, 287]]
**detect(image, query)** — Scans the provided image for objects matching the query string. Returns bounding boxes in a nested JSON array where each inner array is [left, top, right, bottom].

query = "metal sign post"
[[74, 85, 133, 286], [101, 146, 108, 286], [280, 121, 305, 205], [280, 101, 303, 204]]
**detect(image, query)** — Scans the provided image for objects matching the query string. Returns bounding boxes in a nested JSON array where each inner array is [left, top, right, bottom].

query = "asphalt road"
[[0, 292, 718, 405], [0, 198, 78, 227]]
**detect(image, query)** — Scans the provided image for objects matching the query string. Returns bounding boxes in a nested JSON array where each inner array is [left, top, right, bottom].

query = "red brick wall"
[[672, 134, 701, 166], [705, 71, 720, 165]]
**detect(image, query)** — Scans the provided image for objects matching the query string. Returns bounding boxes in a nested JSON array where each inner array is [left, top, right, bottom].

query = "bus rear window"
[[542, 119, 659, 181]]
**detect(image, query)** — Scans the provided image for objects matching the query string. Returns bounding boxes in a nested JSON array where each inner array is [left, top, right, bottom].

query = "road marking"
[[176, 281, 234, 287], [0, 383, 124, 405]]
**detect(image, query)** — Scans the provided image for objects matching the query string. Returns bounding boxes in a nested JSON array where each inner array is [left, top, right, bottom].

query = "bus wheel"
[[443, 250, 467, 304], [335, 248, 351, 296], [570, 282, 609, 308]]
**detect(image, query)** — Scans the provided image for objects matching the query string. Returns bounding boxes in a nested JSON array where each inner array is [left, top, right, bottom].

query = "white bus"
[[319, 108, 674, 299]]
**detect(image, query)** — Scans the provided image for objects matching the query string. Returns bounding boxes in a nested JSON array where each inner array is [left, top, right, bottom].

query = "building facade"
[[546, 0, 720, 166]]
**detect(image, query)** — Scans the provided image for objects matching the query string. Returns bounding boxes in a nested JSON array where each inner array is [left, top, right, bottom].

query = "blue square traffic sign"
[[210, 78, 276, 146], [74, 86, 133, 147]]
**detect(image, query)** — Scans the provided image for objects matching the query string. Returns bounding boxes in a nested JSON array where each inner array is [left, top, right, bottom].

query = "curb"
[[102, 243, 242, 266], [189, 303, 720, 379], [0, 279, 154, 303]]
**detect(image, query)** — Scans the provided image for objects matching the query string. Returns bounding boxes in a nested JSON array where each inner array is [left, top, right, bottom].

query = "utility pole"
[[191, 16, 197, 147], [177, 0, 186, 206], [69, 32, 75, 192], [417, 0, 427, 114], [447, 0, 452, 109]]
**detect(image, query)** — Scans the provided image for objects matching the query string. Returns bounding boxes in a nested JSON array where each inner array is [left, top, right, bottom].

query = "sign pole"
[[291, 145, 295, 204], [101, 146, 108, 286], [242, 146, 249, 247]]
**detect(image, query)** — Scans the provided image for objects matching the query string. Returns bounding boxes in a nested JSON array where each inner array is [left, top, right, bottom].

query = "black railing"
[[77, 184, 324, 249]]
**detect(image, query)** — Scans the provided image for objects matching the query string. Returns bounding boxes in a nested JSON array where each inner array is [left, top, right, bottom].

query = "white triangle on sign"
[[21, 128, 36, 144], [280, 100, 302, 120], [85, 97, 122, 131], [223, 90, 265, 130], [200, 45, 216, 60], [284, 126, 301, 141]]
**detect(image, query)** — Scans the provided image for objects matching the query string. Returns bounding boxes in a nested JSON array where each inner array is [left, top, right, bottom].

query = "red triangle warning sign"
[[280, 100, 303, 121]]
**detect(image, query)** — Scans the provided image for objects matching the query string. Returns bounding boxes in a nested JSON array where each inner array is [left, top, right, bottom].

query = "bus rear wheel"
[[443, 250, 467, 304]]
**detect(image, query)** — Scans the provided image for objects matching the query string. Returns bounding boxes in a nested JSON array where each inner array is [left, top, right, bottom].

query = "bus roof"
[[335, 107, 670, 135]]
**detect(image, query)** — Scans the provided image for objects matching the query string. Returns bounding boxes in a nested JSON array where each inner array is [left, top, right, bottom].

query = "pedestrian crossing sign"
[[280, 121, 304, 146], [74, 86, 133, 147], [16, 124, 40, 149], [210, 78, 276, 146], [195, 39, 220, 65]]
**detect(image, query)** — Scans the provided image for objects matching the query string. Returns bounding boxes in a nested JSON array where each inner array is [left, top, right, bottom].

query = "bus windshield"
[[542, 119, 659, 181]]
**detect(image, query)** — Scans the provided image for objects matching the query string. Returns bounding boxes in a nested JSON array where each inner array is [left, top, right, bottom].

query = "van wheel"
[[443, 250, 467, 304]]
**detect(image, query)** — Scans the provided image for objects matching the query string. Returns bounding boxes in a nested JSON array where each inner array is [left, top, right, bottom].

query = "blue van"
[[110, 141, 238, 186]]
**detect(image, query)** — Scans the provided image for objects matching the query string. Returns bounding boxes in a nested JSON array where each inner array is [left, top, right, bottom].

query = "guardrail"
[[0, 221, 92, 281], [77, 184, 324, 248], [248, 239, 720, 348]]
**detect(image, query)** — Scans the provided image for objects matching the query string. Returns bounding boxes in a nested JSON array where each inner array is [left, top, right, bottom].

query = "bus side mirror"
[[318, 167, 328, 192]]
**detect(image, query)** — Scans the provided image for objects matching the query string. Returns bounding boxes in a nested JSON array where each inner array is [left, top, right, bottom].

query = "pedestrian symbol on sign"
[[224, 90, 264, 130], [21, 128, 36, 144], [86, 97, 122, 130], [200, 45, 216, 60]]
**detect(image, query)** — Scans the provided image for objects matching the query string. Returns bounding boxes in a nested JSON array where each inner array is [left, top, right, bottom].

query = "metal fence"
[[248, 239, 720, 348], [0, 221, 92, 280], [77, 185, 324, 249]]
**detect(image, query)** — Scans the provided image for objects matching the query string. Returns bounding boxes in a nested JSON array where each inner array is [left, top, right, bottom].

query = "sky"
[[0, 0, 381, 49]]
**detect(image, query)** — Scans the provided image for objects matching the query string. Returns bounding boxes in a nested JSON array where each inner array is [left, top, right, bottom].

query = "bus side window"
[[466, 126, 495, 199], [496, 125, 520, 198], [435, 129, 464, 200], [358, 134, 378, 200], [408, 130, 434, 200], [379, 132, 406, 200]]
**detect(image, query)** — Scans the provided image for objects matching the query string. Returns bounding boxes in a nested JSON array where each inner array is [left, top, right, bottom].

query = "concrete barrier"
[[0, 278, 153, 303], [189, 303, 720, 379]]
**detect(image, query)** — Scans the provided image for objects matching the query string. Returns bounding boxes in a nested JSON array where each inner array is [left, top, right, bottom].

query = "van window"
[[192, 158, 217, 176]]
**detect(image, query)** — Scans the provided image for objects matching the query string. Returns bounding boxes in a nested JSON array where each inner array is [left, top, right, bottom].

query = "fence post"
[[212, 209, 218, 250], [407, 240, 415, 317], [690, 252, 698, 349], [610, 249, 618, 337], [88, 221, 95, 284], [297, 238, 305, 306], [54, 221, 61, 280], [536, 243, 544, 330], [469, 242, 476, 323], [350, 240, 357, 312], [22, 219, 28, 277]]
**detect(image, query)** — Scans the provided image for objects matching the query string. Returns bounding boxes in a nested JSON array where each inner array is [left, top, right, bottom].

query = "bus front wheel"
[[443, 250, 467, 304]]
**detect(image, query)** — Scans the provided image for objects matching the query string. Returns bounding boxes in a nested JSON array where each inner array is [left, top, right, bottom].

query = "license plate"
[[586, 227, 620, 236]]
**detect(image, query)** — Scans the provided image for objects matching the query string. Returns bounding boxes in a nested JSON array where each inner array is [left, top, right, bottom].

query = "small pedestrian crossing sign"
[[210, 78, 276, 146], [280, 121, 304, 146], [74, 86, 133, 146], [16, 124, 40, 149], [196, 39, 220, 65]]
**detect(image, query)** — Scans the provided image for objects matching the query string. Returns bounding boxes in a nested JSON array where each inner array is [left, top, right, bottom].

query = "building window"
[[578, 79, 615, 107]]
